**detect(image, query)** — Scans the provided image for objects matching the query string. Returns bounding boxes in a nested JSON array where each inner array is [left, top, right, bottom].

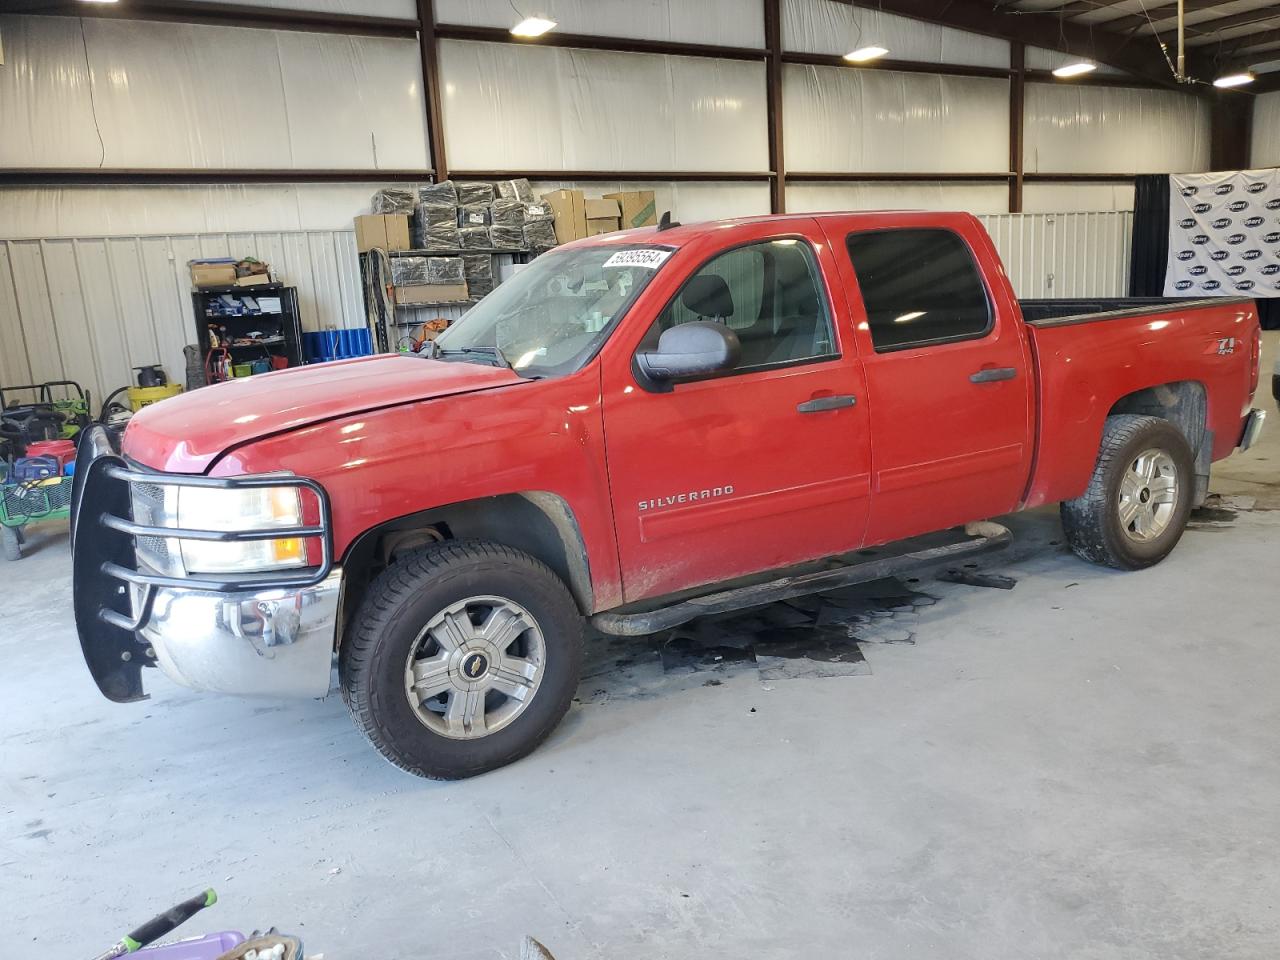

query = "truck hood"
[[123, 354, 525, 473]]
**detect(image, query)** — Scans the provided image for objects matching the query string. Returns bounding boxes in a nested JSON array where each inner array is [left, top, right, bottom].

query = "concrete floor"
[[3, 336, 1278, 960]]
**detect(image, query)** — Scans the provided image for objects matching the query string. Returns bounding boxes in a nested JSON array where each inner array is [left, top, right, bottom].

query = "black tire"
[[1061, 414, 1194, 570], [340, 539, 584, 779], [1, 526, 21, 562]]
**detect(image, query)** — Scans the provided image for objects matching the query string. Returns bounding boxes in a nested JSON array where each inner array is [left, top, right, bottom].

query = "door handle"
[[969, 367, 1017, 384], [797, 395, 856, 413]]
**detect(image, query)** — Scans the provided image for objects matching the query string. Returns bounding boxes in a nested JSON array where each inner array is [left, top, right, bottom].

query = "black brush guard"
[[71, 426, 333, 703]]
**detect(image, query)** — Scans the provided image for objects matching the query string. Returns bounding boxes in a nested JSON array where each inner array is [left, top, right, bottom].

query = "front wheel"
[[340, 540, 584, 779], [1, 525, 21, 562], [1061, 414, 1194, 570]]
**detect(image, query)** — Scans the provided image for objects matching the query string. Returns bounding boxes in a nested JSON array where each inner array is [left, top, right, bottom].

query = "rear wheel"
[[1, 526, 21, 562], [1061, 414, 1194, 570], [340, 540, 584, 779]]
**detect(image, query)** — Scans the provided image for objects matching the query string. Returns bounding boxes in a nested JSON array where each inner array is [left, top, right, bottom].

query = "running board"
[[590, 525, 1012, 637]]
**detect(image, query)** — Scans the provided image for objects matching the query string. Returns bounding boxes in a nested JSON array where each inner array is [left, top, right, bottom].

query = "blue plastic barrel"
[[303, 328, 373, 363]]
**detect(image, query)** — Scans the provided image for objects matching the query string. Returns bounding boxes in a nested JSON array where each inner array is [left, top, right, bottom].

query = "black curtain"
[[1128, 174, 1169, 297]]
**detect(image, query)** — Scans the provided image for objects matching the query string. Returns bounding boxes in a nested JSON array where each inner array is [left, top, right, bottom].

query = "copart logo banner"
[[1165, 168, 1280, 295]]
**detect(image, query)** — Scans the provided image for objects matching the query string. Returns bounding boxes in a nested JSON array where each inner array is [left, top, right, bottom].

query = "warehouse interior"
[[2, 1, 1279, 957]]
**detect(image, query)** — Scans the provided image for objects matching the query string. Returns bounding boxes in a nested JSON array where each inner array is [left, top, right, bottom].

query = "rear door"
[[821, 218, 1035, 545], [600, 225, 874, 603]]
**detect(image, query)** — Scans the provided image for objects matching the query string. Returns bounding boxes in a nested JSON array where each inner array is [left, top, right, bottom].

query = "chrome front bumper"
[[137, 569, 342, 698]]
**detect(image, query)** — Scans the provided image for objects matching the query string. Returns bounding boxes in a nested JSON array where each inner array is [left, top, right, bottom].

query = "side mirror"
[[635, 321, 741, 382]]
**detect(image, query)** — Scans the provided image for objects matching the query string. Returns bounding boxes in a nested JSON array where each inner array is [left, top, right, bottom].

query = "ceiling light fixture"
[[844, 45, 889, 63], [1214, 72, 1255, 88], [78, 0, 120, 4], [1052, 61, 1097, 78], [510, 16, 556, 38]]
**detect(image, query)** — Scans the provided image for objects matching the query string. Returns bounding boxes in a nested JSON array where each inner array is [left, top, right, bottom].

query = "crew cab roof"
[[564, 210, 981, 251]]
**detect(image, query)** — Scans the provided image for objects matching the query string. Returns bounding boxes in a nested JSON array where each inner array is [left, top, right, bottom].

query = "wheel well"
[[1106, 381, 1207, 450], [1106, 380, 1211, 503], [338, 492, 594, 642]]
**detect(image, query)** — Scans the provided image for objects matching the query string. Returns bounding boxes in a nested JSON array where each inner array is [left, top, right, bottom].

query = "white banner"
[[1165, 168, 1280, 297]]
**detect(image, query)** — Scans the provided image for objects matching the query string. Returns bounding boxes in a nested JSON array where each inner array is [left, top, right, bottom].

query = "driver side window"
[[643, 239, 837, 372]]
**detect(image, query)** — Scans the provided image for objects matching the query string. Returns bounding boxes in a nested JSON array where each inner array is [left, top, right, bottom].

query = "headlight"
[[130, 481, 306, 576], [177, 485, 306, 574]]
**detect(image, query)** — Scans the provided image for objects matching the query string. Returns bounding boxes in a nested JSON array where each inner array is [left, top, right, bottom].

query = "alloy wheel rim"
[[403, 595, 546, 740], [1118, 448, 1178, 543]]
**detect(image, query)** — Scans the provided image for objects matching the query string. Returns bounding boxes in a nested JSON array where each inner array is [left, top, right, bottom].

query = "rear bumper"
[[71, 426, 339, 702], [1239, 407, 1267, 452]]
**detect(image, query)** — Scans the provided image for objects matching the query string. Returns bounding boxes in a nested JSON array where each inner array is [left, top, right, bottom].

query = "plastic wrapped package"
[[390, 256, 430, 286], [496, 178, 535, 202], [457, 203, 491, 227], [416, 202, 457, 227], [426, 256, 465, 284], [419, 180, 459, 206], [522, 200, 554, 223], [462, 254, 493, 279], [459, 226, 492, 250], [489, 225, 525, 250], [489, 199, 526, 228], [523, 219, 558, 250], [423, 223, 461, 250], [457, 182, 496, 205], [371, 187, 417, 214], [467, 277, 495, 300]]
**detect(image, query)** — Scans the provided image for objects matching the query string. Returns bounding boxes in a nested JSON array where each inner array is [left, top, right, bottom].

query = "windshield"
[[431, 245, 674, 377]]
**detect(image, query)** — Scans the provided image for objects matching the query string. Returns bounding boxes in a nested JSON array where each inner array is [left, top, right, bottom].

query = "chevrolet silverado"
[[72, 211, 1266, 779]]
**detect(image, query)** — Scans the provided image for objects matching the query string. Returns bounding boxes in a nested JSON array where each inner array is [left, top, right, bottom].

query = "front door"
[[601, 230, 874, 603], [824, 220, 1035, 546]]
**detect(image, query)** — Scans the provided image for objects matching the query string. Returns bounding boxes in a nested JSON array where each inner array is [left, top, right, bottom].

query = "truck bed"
[[1019, 297, 1249, 327]]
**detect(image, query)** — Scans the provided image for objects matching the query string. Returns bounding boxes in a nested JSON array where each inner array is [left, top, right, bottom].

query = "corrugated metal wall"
[[0, 231, 365, 402], [0, 211, 1134, 400], [979, 210, 1134, 299]]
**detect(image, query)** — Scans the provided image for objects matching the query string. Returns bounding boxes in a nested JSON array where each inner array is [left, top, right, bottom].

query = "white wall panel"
[[0, 16, 428, 170], [1251, 91, 1280, 168], [979, 211, 1133, 298], [0, 185, 393, 240], [785, 181, 1009, 215], [530, 180, 772, 224], [783, 65, 1009, 172], [184, 0, 415, 14], [440, 41, 768, 172], [0, 232, 367, 398], [434, 0, 764, 48], [1025, 45, 1124, 76], [782, 0, 1010, 68], [1023, 83, 1210, 174], [1022, 182, 1135, 213]]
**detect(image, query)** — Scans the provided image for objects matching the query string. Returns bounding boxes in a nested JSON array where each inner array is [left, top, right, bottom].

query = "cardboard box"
[[190, 263, 237, 288], [354, 214, 411, 253], [541, 189, 587, 244], [603, 191, 657, 230], [235, 274, 274, 288], [585, 197, 621, 236], [394, 282, 469, 306]]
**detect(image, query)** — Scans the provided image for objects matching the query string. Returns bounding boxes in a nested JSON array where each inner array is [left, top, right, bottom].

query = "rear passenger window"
[[845, 228, 991, 352]]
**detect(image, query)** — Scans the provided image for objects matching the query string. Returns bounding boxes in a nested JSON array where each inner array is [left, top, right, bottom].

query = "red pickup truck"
[[72, 211, 1266, 779]]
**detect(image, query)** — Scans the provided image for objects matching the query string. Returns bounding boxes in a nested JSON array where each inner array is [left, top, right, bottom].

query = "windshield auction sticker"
[[603, 249, 673, 270]]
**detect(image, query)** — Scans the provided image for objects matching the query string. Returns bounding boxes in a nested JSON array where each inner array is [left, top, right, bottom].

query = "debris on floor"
[[581, 576, 935, 697], [1190, 493, 1256, 529], [938, 568, 1018, 590]]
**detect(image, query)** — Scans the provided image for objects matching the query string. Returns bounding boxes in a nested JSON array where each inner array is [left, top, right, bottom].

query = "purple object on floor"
[[137, 931, 245, 960]]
